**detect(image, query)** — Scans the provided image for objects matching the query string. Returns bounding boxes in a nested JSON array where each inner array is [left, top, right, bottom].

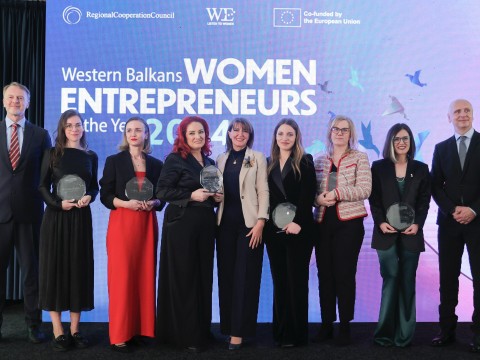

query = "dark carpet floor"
[[0, 301, 478, 359]]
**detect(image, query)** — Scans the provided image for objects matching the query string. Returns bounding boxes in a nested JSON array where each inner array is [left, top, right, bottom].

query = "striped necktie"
[[10, 123, 20, 170]]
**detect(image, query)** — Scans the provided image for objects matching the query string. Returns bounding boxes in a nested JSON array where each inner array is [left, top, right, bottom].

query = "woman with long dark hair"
[[369, 123, 430, 347], [156, 116, 222, 352], [265, 118, 316, 347], [100, 117, 164, 352], [38, 109, 98, 351], [216, 118, 269, 350]]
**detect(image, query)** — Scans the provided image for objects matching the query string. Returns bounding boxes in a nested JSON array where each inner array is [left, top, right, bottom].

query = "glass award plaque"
[[386, 202, 415, 231], [327, 172, 337, 191], [125, 177, 154, 201], [57, 174, 86, 201], [272, 202, 297, 229], [200, 165, 223, 193]]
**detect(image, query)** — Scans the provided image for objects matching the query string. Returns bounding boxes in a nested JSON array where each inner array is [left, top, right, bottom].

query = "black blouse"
[[38, 148, 99, 210]]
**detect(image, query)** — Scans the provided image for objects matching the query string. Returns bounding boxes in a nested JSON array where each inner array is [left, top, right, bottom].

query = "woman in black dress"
[[265, 118, 316, 347], [156, 116, 222, 352], [38, 109, 98, 351]]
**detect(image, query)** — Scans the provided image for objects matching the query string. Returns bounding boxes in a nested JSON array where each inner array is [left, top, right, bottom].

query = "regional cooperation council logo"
[[63, 6, 82, 25], [273, 8, 302, 27]]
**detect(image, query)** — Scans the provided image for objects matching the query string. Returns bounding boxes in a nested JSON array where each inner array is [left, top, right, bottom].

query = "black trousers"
[[314, 211, 364, 323], [266, 230, 312, 345], [216, 219, 264, 337], [0, 219, 42, 329], [156, 205, 215, 348], [438, 222, 480, 334]]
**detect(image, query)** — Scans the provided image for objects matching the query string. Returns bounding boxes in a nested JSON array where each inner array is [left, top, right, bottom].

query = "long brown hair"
[[51, 109, 87, 167], [268, 118, 304, 178]]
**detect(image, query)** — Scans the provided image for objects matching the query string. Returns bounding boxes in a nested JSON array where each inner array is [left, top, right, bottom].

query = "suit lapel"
[[239, 147, 253, 189], [0, 121, 10, 168], [217, 151, 229, 173], [385, 161, 402, 202], [402, 160, 415, 201], [462, 131, 480, 174], [121, 150, 136, 180], [271, 163, 287, 200]]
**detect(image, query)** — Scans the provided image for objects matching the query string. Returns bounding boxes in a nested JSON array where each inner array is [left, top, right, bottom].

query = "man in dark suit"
[[0, 82, 51, 343], [431, 99, 480, 352]]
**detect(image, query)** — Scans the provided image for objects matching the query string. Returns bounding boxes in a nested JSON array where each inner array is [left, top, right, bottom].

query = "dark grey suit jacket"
[[0, 120, 51, 224], [431, 131, 480, 227]]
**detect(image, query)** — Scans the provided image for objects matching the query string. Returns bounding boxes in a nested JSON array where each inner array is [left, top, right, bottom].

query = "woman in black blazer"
[[265, 118, 316, 347], [369, 123, 431, 347], [100, 117, 164, 352], [156, 116, 222, 352]]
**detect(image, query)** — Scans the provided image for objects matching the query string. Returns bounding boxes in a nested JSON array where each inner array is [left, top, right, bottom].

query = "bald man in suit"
[[431, 99, 480, 352], [0, 82, 51, 343]]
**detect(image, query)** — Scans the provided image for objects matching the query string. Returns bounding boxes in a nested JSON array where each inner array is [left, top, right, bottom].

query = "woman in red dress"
[[100, 117, 164, 352]]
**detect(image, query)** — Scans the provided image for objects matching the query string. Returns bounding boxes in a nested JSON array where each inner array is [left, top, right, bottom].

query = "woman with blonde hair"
[[312, 115, 372, 346], [100, 116, 164, 352]]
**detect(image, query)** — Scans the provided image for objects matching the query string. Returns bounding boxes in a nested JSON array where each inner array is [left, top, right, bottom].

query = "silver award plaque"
[[57, 174, 86, 201], [386, 202, 415, 231], [200, 165, 223, 193], [125, 177, 154, 201], [272, 202, 297, 229]]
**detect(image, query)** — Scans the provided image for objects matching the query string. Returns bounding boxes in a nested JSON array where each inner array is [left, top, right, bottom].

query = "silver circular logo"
[[63, 6, 82, 25]]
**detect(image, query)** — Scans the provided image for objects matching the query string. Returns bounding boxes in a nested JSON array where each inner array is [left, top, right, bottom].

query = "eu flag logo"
[[273, 8, 302, 27]]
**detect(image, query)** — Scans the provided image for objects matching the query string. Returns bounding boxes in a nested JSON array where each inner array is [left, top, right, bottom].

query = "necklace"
[[130, 153, 145, 168]]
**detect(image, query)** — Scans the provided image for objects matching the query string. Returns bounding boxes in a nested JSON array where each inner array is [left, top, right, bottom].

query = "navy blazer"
[[266, 154, 316, 234], [0, 120, 51, 223], [369, 158, 431, 252], [100, 150, 165, 211], [431, 131, 480, 227]]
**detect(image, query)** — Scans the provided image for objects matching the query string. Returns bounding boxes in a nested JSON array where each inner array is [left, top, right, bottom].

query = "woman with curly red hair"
[[156, 116, 222, 352]]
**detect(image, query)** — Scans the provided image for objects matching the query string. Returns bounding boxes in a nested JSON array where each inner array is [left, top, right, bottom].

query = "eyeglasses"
[[331, 127, 350, 135], [393, 136, 410, 144], [65, 123, 83, 130]]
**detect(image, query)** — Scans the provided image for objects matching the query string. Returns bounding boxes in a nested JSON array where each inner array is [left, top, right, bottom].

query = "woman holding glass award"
[[312, 115, 371, 346], [264, 119, 316, 347], [156, 116, 222, 352], [99, 116, 164, 352], [38, 109, 98, 351], [369, 123, 431, 347], [216, 118, 269, 350]]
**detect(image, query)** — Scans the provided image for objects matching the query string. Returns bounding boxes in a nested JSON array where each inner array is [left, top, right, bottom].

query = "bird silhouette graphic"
[[382, 95, 409, 120], [414, 130, 430, 161], [305, 139, 326, 156], [318, 80, 334, 94], [405, 70, 427, 87], [348, 67, 364, 92], [327, 111, 336, 120], [358, 121, 380, 157]]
